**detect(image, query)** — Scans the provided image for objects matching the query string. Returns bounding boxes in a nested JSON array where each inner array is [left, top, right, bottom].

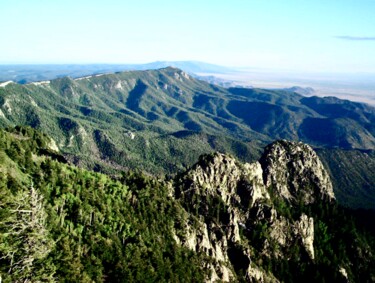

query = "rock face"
[[174, 140, 335, 282], [294, 214, 315, 259], [259, 140, 335, 204], [176, 153, 271, 281]]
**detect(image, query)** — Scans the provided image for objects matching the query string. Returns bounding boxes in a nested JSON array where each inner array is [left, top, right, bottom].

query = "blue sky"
[[1, 0, 375, 73]]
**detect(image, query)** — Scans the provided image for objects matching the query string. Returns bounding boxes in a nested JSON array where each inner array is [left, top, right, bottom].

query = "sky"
[[1, 0, 375, 73]]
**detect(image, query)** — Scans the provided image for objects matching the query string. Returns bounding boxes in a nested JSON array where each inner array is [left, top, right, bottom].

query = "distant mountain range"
[[0, 61, 236, 84]]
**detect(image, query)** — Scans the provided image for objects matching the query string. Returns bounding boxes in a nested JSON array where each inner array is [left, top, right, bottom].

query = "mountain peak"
[[259, 140, 335, 203], [178, 151, 268, 209], [158, 66, 191, 79]]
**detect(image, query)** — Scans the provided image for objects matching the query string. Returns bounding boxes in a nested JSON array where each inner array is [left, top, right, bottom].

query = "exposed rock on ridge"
[[260, 140, 335, 203], [174, 140, 335, 282]]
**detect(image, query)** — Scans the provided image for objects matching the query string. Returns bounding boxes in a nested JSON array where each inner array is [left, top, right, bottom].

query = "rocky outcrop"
[[174, 140, 336, 282], [294, 214, 315, 259], [259, 140, 335, 204], [176, 153, 269, 281], [48, 138, 59, 152]]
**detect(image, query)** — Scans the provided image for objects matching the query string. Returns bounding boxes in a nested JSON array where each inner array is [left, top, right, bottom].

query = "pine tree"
[[0, 184, 56, 282]]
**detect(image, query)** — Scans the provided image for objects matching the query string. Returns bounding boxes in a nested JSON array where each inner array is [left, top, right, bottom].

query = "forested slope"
[[1, 127, 374, 282]]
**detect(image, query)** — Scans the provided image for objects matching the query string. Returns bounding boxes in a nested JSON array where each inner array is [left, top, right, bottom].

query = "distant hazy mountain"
[[282, 86, 315, 96], [0, 61, 237, 84], [195, 74, 251, 88], [0, 67, 374, 208], [134, 61, 236, 74]]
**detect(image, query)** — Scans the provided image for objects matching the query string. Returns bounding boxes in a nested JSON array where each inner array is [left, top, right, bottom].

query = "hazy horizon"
[[1, 0, 375, 73], [1, 0, 375, 105], [207, 70, 375, 106]]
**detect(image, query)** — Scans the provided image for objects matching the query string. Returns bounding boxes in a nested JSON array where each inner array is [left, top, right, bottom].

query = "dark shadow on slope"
[[299, 118, 352, 148], [126, 79, 148, 116], [227, 243, 250, 274], [227, 100, 296, 139]]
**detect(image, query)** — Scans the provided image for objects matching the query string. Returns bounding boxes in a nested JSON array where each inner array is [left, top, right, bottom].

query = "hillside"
[[0, 127, 374, 282], [0, 67, 374, 209]]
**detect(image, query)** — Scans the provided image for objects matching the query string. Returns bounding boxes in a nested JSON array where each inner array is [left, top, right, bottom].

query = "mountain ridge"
[[1, 67, 374, 148]]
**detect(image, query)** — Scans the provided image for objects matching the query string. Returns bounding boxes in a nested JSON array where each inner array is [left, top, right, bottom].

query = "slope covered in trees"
[[0, 127, 207, 282]]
